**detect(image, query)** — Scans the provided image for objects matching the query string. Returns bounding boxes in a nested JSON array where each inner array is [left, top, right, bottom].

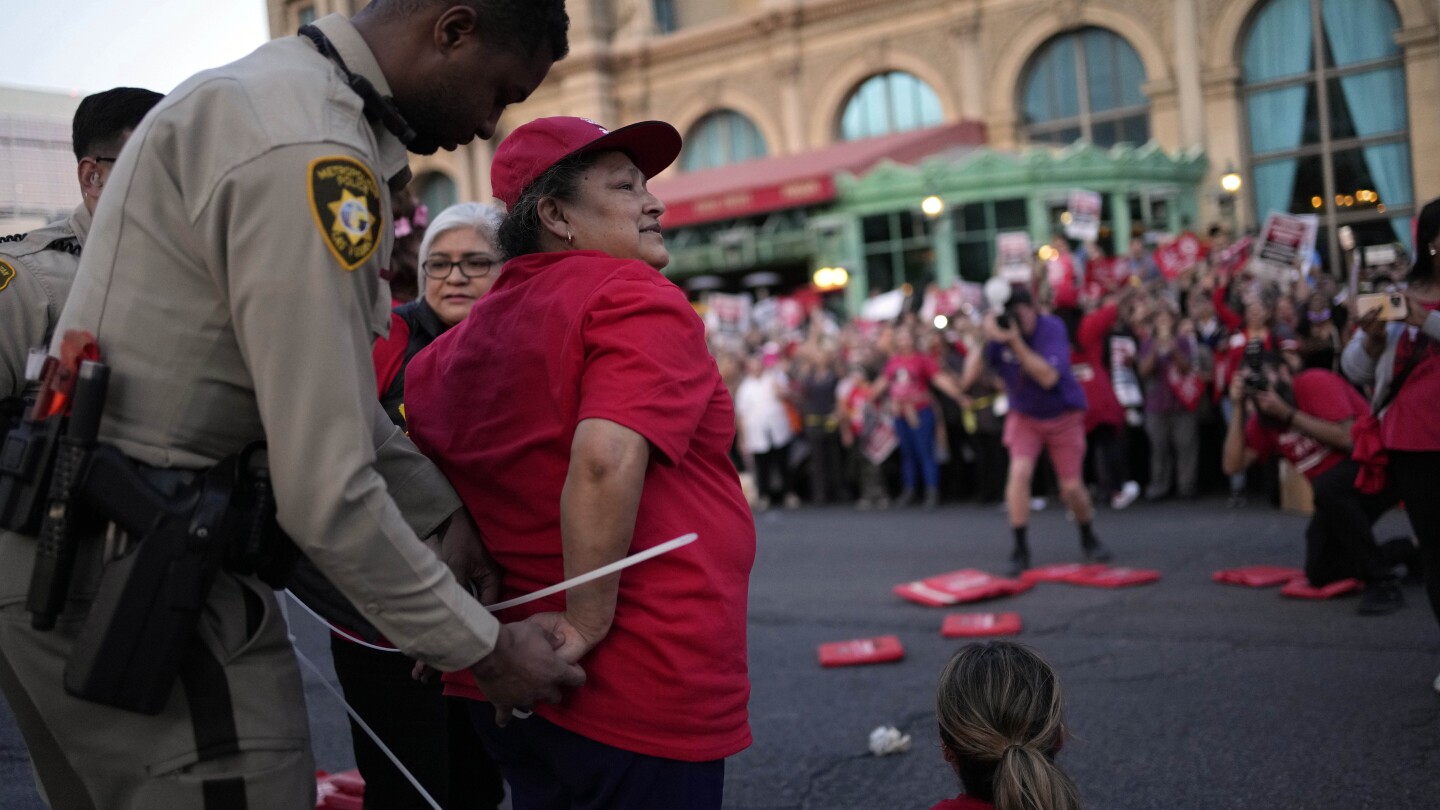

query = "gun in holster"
[[62, 440, 298, 714], [0, 336, 299, 713]]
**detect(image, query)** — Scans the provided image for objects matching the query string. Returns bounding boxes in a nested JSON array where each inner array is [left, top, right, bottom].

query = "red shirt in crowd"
[[1382, 302, 1440, 451], [1073, 302, 1125, 431], [885, 351, 940, 410], [1244, 369, 1369, 481], [404, 250, 756, 762]]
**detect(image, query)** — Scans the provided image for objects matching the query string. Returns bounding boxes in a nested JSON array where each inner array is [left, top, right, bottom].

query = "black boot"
[[1008, 548, 1031, 578]]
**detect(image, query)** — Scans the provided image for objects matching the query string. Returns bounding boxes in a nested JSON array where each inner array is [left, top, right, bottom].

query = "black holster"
[[63, 442, 297, 714]]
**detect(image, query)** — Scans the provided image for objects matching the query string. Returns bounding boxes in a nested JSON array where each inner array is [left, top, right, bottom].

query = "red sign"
[[817, 635, 905, 667], [1152, 232, 1207, 280], [941, 612, 1023, 638]]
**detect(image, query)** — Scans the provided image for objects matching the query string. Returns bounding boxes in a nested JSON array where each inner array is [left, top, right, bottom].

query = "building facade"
[[266, 0, 1437, 302]]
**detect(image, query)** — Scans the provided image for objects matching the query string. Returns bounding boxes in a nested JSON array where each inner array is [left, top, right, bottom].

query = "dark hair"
[[496, 150, 601, 260], [370, 0, 570, 61], [1410, 198, 1440, 284], [71, 87, 164, 161], [936, 642, 1080, 810]]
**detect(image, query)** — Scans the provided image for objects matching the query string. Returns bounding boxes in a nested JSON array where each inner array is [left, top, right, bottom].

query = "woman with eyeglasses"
[[326, 200, 509, 809], [376, 202, 504, 427]]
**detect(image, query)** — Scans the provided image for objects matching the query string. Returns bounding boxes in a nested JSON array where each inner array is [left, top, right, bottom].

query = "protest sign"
[[996, 231, 1034, 284], [1064, 189, 1102, 242], [1253, 213, 1318, 277]]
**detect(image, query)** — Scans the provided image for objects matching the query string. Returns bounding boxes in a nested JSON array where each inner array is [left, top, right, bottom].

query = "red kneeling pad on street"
[[1280, 577, 1362, 599], [1064, 566, 1161, 588], [1212, 565, 1306, 587], [317, 769, 365, 810], [942, 612, 1023, 638], [894, 569, 1033, 606], [1020, 563, 1109, 584], [818, 635, 905, 667]]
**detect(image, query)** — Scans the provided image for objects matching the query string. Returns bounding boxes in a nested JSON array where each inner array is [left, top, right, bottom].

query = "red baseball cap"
[[490, 116, 682, 210]]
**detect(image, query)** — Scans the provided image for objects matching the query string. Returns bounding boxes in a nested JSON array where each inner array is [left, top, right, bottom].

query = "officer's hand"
[[470, 621, 585, 727], [429, 510, 503, 606]]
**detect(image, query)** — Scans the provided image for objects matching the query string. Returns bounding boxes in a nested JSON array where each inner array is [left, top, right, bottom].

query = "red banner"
[[1152, 232, 1207, 280]]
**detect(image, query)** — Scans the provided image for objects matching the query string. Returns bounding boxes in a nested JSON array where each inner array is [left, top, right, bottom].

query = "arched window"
[[415, 171, 457, 217], [1242, 0, 1411, 253], [838, 72, 943, 142], [680, 110, 769, 172], [1021, 28, 1149, 147]]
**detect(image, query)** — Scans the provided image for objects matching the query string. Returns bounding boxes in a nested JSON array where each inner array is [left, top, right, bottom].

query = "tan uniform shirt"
[[0, 203, 89, 400], [53, 14, 497, 671]]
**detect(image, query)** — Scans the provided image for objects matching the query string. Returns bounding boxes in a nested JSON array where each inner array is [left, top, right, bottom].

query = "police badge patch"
[[0, 259, 15, 293], [307, 156, 384, 271]]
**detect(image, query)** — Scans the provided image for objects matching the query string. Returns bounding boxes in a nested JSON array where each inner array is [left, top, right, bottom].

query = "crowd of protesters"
[[701, 223, 1420, 520]]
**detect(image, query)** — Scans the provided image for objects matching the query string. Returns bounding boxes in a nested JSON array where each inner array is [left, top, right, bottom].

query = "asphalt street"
[[3, 498, 1438, 808]]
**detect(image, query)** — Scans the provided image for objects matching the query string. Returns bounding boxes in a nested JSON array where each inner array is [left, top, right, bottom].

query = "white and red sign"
[[1153, 232, 1207, 280], [817, 635, 905, 667], [703, 292, 751, 336], [1064, 189, 1102, 242], [941, 612, 1023, 638], [996, 231, 1034, 284], [1254, 213, 1318, 278]]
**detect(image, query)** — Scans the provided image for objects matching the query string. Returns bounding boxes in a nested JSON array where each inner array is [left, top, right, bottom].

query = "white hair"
[[417, 201, 504, 262]]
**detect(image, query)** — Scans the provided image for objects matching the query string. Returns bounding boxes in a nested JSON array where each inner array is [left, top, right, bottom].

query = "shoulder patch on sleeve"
[[307, 156, 384, 271], [0, 259, 15, 293]]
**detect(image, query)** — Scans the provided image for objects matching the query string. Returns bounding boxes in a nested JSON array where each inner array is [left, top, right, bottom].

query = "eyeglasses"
[[90, 156, 118, 164], [422, 256, 498, 280]]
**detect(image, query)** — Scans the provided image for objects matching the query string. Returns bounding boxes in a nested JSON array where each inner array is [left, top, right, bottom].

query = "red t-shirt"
[[1074, 303, 1124, 430], [404, 250, 756, 762], [1382, 305, 1440, 451], [885, 352, 939, 409], [931, 795, 993, 810], [1244, 369, 1368, 481]]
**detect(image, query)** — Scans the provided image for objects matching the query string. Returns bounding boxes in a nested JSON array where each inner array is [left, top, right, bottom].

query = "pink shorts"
[[1003, 410, 1087, 480]]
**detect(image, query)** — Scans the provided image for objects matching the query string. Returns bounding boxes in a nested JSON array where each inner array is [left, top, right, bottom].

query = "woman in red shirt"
[[932, 642, 1080, 810], [1343, 199, 1440, 691], [406, 117, 755, 808], [871, 326, 963, 508]]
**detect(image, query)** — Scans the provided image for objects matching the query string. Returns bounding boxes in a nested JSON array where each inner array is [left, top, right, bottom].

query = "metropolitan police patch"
[[307, 156, 384, 271], [0, 259, 15, 294]]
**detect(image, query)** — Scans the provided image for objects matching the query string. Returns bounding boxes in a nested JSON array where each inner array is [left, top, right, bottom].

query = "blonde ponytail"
[[935, 642, 1080, 810], [992, 743, 1081, 810]]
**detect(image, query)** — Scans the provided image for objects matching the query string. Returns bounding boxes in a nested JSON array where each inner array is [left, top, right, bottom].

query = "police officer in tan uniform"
[[0, 3, 577, 808], [0, 88, 163, 409]]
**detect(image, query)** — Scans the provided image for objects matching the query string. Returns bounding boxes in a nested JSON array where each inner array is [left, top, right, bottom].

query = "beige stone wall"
[[263, 0, 1438, 228]]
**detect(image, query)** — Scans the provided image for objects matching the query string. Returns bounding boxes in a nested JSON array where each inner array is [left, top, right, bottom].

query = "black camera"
[[1242, 340, 1268, 393], [995, 313, 1012, 330]]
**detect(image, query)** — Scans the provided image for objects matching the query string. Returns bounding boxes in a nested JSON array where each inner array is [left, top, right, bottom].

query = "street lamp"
[[1220, 166, 1242, 195], [813, 266, 849, 292], [920, 195, 945, 219], [1218, 163, 1243, 235]]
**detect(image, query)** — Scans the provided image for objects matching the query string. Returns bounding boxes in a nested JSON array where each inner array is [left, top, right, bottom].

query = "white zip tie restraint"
[[283, 532, 700, 780], [284, 532, 699, 651], [484, 532, 697, 612], [280, 598, 444, 810]]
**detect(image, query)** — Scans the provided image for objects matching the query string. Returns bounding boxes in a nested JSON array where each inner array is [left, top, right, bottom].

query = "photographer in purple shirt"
[[963, 286, 1113, 575]]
